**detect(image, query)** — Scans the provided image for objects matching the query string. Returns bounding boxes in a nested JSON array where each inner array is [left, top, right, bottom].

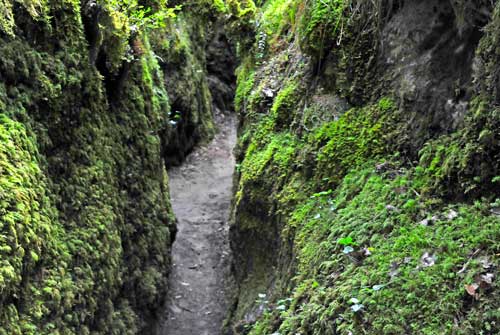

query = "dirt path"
[[156, 111, 236, 335]]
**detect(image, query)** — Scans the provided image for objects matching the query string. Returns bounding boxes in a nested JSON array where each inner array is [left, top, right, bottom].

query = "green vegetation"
[[249, 164, 499, 334], [299, 0, 346, 55], [0, 0, 48, 36], [2, 0, 500, 334], [228, 1, 500, 334], [0, 0, 217, 333]]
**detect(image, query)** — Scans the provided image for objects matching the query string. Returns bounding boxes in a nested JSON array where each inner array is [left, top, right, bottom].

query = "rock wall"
[[0, 1, 221, 333], [228, 0, 499, 334]]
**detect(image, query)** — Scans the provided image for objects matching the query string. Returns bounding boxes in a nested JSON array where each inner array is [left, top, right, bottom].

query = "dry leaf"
[[389, 261, 400, 278], [419, 218, 430, 226], [465, 283, 479, 298]]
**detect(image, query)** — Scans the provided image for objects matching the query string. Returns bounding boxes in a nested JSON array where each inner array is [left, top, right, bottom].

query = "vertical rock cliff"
[[0, 1, 223, 333]]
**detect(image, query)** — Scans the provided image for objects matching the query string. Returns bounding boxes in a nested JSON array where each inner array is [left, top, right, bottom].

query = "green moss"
[[0, 113, 75, 335], [313, 98, 398, 186], [229, 1, 499, 334], [235, 58, 256, 113], [0, 0, 49, 36], [231, 89, 498, 335], [227, 0, 257, 19], [298, 0, 346, 56], [247, 162, 499, 334], [260, 0, 299, 38], [0, 1, 217, 333], [271, 80, 300, 128], [418, 100, 499, 197]]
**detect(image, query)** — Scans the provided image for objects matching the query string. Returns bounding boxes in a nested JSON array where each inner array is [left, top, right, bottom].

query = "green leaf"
[[337, 236, 353, 246], [30, 251, 39, 262]]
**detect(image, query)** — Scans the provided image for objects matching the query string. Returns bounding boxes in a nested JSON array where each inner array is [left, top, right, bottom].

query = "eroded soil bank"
[[155, 110, 236, 335]]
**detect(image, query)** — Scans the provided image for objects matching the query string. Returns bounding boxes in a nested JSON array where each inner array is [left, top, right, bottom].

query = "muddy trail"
[[155, 111, 236, 335]]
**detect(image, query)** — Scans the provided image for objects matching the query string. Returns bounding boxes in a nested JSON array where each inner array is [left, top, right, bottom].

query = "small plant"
[[378, 97, 395, 112], [338, 236, 357, 254], [128, 4, 181, 31]]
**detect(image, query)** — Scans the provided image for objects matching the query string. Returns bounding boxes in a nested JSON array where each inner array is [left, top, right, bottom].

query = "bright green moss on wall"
[[313, 99, 398, 186], [418, 100, 500, 198], [227, 0, 257, 19], [0, 0, 48, 36], [271, 80, 300, 128], [232, 90, 499, 334], [298, 0, 346, 55], [259, 0, 299, 38], [229, 2, 500, 334], [235, 58, 256, 113], [0, 114, 77, 335], [0, 0, 218, 333]]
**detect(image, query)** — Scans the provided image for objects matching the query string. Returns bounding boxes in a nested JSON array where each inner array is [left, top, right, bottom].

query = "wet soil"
[[155, 111, 236, 335]]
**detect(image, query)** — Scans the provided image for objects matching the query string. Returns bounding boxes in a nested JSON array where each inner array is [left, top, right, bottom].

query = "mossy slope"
[[228, 0, 499, 334]]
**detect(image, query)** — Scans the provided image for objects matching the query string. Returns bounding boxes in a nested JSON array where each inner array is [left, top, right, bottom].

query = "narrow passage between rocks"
[[156, 110, 236, 335]]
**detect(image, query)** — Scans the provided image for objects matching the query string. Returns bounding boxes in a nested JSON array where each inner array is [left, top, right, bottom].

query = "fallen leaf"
[[479, 256, 492, 269], [389, 261, 400, 278], [465, 283, 479, 298], [351, 304, 364, 312], [419, 215, 438, 226], [386, 205, 399, 212], [362, 247, 372, 256], [343, 246, 354, 254], [490, 206, 500, 216], [375, 162, 390, 172], [349, 297, 360, 304], [263, 88, 274, 98], [419, 218, 430, 226]]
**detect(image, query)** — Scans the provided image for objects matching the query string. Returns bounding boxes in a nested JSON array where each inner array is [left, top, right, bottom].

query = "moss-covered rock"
[[228, 1, 500, 334], [0, 1, 220, 333]]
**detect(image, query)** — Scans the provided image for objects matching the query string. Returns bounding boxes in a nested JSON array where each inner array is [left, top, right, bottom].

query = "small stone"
[[419, 218, 430, 226], [445, 209, 458, 220], [263, 88, 274, 98], [420, 252, 437, 267], [386, 205, 399, 212]]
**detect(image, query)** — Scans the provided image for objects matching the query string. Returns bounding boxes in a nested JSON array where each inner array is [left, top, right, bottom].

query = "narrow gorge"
[[0, 1, 498, 335]]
